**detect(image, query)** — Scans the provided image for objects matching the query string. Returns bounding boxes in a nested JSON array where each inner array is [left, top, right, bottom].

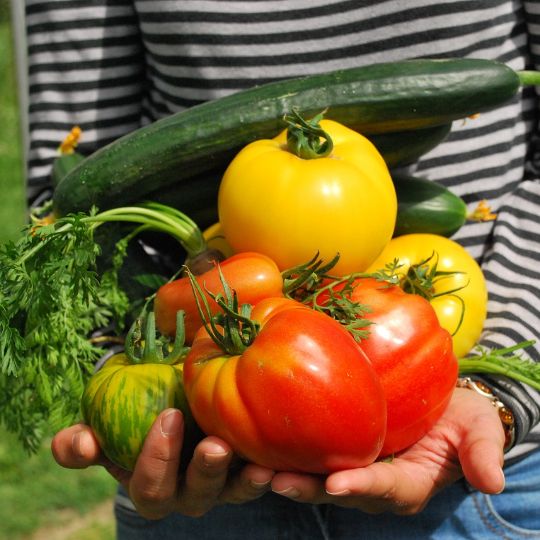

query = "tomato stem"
[[125, 311, 189, 365], [281, 252, 342, 298], [282, 253, 402, 341], [186, 266, 260, 355], [284, 109, 333, 159]]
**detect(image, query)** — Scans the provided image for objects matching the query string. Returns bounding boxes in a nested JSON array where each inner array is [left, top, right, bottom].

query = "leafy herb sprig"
[[0, 202, 218, 452], [459, 341, 540, 390]]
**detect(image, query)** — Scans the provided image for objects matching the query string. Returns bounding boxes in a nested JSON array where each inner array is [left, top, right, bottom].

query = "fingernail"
[[203, 450, 230, 467], [494, 467, 506, 494], [273, 486, 301, 499], [160, 409, 181, 437], [326, 488, 351, 496]]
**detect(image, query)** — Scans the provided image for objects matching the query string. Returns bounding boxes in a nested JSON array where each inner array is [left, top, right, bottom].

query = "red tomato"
[[183, 297, 387, 473], [154, 252, 284, 343], [319, 277, 458, 457]]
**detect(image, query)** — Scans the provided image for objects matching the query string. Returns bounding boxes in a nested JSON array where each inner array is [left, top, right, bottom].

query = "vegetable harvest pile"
[[1, 58, 540, 473]]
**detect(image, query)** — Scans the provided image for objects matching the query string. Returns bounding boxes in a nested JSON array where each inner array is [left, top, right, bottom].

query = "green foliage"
[[0, 215, 130, 452], [459, 341, 540, 391], [0, 201, 208, 453]]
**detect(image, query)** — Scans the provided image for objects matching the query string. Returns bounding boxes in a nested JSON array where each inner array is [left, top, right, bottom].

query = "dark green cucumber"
[[393, 174, 468, 237], [368, 123, 452, 167], [53, 58, 521, 216]]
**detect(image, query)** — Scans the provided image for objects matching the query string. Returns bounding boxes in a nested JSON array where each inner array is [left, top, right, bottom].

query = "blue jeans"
[[115, 450, 540, 539]]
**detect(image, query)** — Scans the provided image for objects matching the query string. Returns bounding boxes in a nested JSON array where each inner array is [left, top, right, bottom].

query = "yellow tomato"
[[366, 233, 488, 358], [218, 119, 397, 275]]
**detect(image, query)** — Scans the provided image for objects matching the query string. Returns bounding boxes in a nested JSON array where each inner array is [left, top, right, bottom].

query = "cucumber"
[[51, 126, 85, 187], [393, 174, 468, 237], [53, 58, 521, 216], [51, 152, 85, 187]]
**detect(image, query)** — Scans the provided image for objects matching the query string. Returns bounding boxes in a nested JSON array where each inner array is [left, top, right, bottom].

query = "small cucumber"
[[51, 152, 85, 187], [393, 174, 468, 237], [51, 126, 85, 187], [53, 58, 521, 216], [191, 175, 470, 256]]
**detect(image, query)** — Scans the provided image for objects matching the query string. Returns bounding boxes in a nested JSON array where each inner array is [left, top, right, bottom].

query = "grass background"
[[0, 2, 117, 538], [0, 0, 25, 244]]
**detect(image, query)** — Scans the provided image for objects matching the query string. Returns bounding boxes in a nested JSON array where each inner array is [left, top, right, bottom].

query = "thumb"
[[457, 407, 506, 494], [129, 408, 185, 519]]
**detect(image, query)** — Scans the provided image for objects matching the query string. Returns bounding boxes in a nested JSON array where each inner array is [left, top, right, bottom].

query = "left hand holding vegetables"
[[51, 411, 275, 520]]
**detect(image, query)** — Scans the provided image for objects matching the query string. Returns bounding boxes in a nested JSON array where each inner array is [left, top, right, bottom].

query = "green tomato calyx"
[[125, 311, 189, 365], [186, 266, 260, 355], [285, 108, 333, 160]]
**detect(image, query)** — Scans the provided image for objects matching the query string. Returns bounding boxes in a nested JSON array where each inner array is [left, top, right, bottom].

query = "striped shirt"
[[25, 0, 540, 461]]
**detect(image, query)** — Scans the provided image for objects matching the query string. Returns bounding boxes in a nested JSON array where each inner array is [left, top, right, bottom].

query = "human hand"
[[270, 387, 506, 514], [51, 408, 274, 519]]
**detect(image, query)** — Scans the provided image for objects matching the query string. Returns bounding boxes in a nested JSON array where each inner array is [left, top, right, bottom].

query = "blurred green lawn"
[[0, 428, 116, 539], [0, 2, 25, 243], [0, 4, 116, 538]]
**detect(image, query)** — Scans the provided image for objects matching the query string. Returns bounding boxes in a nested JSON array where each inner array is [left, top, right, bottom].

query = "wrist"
[[457, 376, 516, 451]]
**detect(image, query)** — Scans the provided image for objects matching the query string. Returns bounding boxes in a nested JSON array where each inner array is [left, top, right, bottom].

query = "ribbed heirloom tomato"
[[318, 277, 458, 457], [218, 113, 397, 275], [182, 297, 387, 473]]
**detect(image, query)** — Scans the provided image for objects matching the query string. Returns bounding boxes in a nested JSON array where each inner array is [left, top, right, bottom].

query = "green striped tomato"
[[81, 352, 195, 471]]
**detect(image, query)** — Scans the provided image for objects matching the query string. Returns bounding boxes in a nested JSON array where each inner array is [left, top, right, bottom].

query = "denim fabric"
[[115, 450, 540, 539]]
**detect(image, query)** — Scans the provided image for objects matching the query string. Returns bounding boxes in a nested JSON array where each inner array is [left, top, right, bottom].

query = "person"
[[25, 1, 540, 538]]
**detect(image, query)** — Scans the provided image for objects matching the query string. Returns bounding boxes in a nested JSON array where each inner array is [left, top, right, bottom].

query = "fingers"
[[272, 463, 432, 514], [174, 436, 235, 517], [128, 408, 185, 519], [52, 413, 273, 521], [50, 422, 133, 486], [325, 461, 433, 514], [272, 472, 326, 504], [51, 423, 102, 469], [457, 411, 506, 494], [218, 462, 275, 505]]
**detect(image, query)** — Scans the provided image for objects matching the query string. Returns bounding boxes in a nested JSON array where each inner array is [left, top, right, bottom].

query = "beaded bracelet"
[[457, 376, 516, 451]]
